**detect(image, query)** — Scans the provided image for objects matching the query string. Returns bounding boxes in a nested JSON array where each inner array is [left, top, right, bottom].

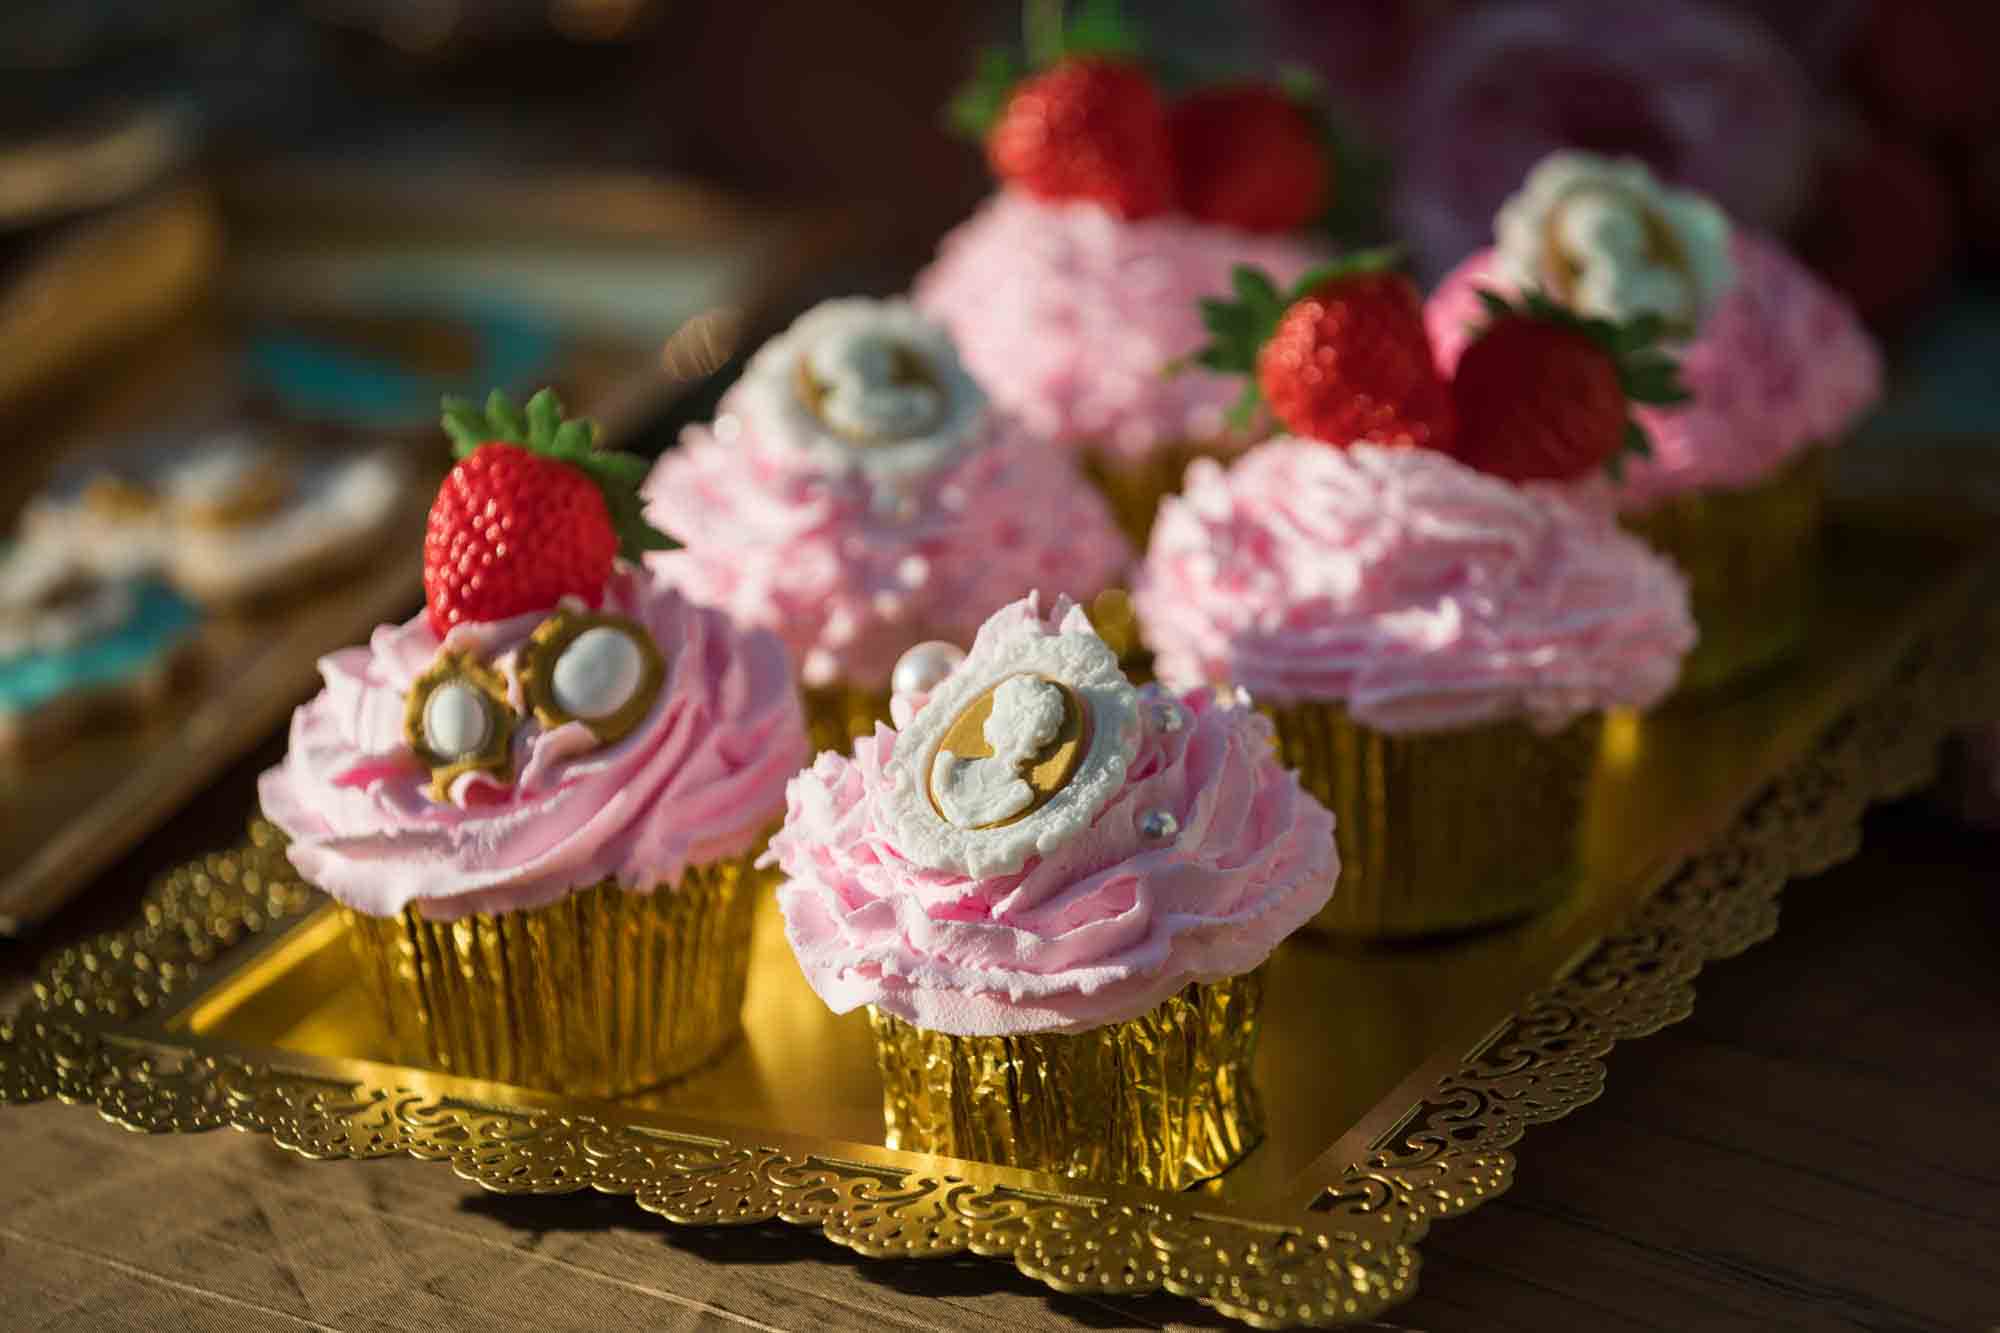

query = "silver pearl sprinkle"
[[1151, 697, 1186, 734], [1139, 809, 1180, 841], [890, 640, 965, 698]]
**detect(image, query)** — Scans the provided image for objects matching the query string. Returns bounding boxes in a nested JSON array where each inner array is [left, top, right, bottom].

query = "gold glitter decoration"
[[344, 852, 768, 1099], [1623, 446, 1827, 694], [3, 564, 1994, 1330], [870, 970, 1265, 1191], [518, 609, 666, 746], [402, 650, 517, 801], [928, 674, 1089, 829], [1267, 703, 1604, 939]]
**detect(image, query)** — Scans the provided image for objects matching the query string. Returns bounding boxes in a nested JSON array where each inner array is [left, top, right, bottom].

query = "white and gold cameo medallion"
[[882, 601, 1139, 879]]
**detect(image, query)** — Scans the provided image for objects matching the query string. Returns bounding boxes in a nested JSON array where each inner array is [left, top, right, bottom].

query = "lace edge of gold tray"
[[5, 601, 1996, 1330]]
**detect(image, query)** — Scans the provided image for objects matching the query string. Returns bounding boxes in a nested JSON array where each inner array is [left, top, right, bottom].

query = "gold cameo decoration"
[[173, 452, 295, 529], [518, 610, 666, 747], [81, 474, 160, 520], [927, 673, 1091, 831], [403, 651, 517, 802], [793, 342, 945, 445]]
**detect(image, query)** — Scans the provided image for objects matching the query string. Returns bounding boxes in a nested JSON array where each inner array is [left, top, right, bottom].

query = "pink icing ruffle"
[[258, 564, 807, 919], [912, 189, 1327, 461], [1134, 440, 1695, 731], [1424, 232, 1882, 509], [642, 406, 1132, 692], [768, 602, 1335, 1037]]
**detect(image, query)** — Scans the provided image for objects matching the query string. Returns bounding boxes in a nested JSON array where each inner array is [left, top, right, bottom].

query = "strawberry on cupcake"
[[1134, 254, 1696, 939], [1426, 149, 1883, 691], [261, 389, 807, 1097], [916, 1, 1362, 545]]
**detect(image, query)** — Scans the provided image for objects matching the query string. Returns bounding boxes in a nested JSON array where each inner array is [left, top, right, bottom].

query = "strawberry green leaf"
[[1288, 246, 1403, 301], [441, 389, 669, 561], [946, 47, 1023, 140], [524, 389, 564, 451], [488, 388, 529, 442], [1059, 0, 1142, 61], [441, 398, 490, 457]]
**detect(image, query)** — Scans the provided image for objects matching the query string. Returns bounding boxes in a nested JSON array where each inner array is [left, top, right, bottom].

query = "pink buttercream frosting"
[[643, 402, 1131, 694], [913, 189, 1327, 461], [1425, 232, 1882, 509], [258, 563, 807, 919], [768, 596, 1336, 1036], [1134, 441, 1696, 731]]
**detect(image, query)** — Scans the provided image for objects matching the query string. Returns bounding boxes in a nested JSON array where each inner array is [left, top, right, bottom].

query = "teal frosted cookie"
[[0, 544, 200, 753]]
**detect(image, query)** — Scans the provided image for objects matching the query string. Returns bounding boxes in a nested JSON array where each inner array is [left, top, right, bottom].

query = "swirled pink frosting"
[[643, 408, 1131, 693], [1135, 441, 1695, 731], [258, 564, 807, 919], [912, 189, 1327, 462], [768, 600, 1336, 1037], [1425, 232, 1882, 509]]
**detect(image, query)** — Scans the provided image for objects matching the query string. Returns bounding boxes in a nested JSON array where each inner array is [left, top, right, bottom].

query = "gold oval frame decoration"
[[518, 609, 666, 747], [402, 650, 518, 801]]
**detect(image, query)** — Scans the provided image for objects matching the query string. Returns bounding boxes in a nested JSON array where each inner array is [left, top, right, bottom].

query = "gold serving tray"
[[5, 501, 1997, 1328]]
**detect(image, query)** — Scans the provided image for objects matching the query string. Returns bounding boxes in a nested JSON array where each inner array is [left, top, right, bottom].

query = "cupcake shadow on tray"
[[245, 74, 1882, 1192]]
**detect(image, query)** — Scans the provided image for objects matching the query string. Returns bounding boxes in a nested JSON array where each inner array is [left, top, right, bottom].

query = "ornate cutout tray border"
[[5, 510, 1998, 1329]]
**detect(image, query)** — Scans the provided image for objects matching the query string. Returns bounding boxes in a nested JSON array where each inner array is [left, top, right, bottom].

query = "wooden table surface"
[[2, 730, 1995, 1331]]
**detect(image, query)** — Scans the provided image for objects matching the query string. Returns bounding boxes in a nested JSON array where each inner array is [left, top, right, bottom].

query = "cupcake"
[[0, 541, 199, 755], [1425, 150, 1884, 690], [768, 593, 1334, 1188], [643, 298, 1131, 754], [259, 390, 807, 1097], [1136, 255, 1694, 938], [914, 8, 1344, 543]]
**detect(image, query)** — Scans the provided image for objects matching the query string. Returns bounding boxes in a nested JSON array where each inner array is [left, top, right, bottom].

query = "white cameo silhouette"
[[806, 331, 942, 441], [932, 674, 1066, 830]]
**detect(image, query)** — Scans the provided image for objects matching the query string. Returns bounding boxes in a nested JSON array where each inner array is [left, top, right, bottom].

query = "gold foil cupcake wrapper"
[[343, 852, 769, 1099], [801, 682, 893, 755], [1622, 445, 1826, 694], [1267, 702, 1602, 939], [869, 969, 1265, 1191], [1080, 439, 1242, 550]]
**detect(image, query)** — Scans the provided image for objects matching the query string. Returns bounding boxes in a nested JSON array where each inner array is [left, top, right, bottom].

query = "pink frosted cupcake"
[[915, 9, 1343, 543], [1426, 150, 1884, 689], [643, 298, 1131, 753], [769, 593, 1334, 1188], [1137, 440, 1694, 938], [260, 390, 807, 1097]]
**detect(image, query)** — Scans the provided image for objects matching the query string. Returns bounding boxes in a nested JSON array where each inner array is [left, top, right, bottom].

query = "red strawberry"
[[1169, 85, 1331, 234], [987, 59, 1176, 219], [424, 389, 667, 636], [1190, 252, 1454, 450], [1449, 292, 1687, 484]]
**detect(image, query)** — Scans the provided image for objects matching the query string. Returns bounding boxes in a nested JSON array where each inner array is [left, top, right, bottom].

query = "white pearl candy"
[[1139, 809, 1179, 841], [552, 626, 645, 720], [423, 681, 492, 759], [891, 640, 965, 698]]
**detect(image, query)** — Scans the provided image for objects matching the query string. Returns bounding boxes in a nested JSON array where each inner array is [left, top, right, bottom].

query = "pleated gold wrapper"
[[801, 683, 892, 756], [868, 969, 1265, 1191], [1267, 702, 1603, 939], [343, 853, 769, 1099], [1080, 440, 1240, 550], [1621, 446, 1826, 694]]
